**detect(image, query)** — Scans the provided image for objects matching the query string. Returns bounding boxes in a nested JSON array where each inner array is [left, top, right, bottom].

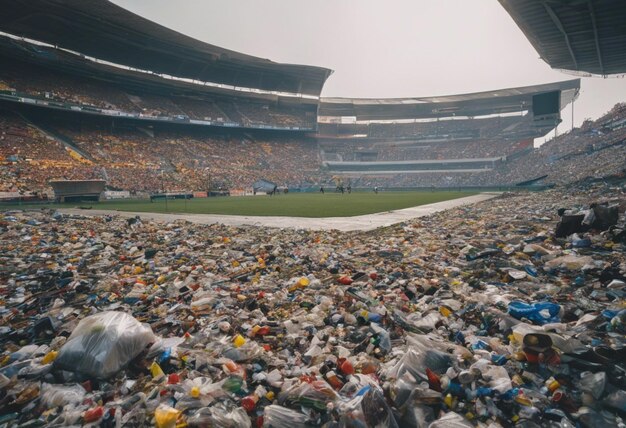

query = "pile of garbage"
[[1, 181, 625, 427]]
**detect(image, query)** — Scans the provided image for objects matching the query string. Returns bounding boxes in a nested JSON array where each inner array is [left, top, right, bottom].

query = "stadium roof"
[[319, 80, 580, 120], [0, 0, 332, 96], [499, 0, 626, 76]]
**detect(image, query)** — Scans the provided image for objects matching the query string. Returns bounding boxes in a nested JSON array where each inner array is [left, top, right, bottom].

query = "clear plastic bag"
[[400, 403, 435, 428], [579, 371, 606, 400], [262, 405, 308, 428], [337, 386, 399, 428], [187, 402, 251, 428], [385, 334, 457, 382], [54, 311, 156, 379], [406, 333, 472, 361], [427, 412, 473, 428], [280, 379, 338, 410], [41, 382, 86, 407]]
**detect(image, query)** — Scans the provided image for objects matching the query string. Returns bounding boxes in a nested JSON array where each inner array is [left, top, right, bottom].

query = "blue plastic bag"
[[508, 301, 561, 325]]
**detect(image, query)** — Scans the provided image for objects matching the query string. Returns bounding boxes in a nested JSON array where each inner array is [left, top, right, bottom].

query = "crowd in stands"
[[171, 98, 228, 122], [0, 59, 315, 129], [321, 138, 532, 162], [319, 115, 530, 140], [1, 103, 624, 197], [490, 103, 626, 185], [233, 101, 314, 128], [0, 114, 99, 195], [334, 104, 626, 188], [0, 110, 323, 195], [60, 125, 322, 191]]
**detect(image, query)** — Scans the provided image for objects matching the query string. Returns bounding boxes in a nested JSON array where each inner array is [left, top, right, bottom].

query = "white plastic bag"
[[54, 311, 155, 379]]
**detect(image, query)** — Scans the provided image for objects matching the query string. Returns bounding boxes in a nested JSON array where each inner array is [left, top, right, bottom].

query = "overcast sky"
[[111, 0, 626, 142]]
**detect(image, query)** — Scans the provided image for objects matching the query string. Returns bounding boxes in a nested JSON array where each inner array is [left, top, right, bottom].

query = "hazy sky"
[[111, 0, 626, 140]]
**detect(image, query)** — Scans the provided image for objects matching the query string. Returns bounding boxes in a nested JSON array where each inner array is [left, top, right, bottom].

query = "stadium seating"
[[0, 110, 324, 195], [322, 104, 625, 187], [0, 59, 316, 130], [1, 90, 624, 194], [321, 138, 530, 162]]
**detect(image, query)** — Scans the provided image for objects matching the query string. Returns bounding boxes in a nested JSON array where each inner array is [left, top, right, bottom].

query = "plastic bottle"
[[369, 323, 391, 353], [426, 368, 442, 392], [233, 334, 246, 348], [326, 370, 344, 390], [83, 406, 104, 424], [338, 358, 355, 375], [190, 386, 200, 398], [222, 375, 244, 393], [154, 404, 181, 428], [150, 361, 165, 379], [41, 350, 58, 364]]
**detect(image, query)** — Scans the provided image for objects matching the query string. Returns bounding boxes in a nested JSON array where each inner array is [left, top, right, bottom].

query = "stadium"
[[1, 1, 625, 426]]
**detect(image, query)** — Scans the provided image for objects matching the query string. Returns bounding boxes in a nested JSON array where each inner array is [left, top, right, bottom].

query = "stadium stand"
[[0, 57, 317, 130], [320, 101, 625, 188], [0, 108, 324, 195], [493, 103, 626, 185], [0, 112, 99, 195], [0, 0, 622, 199], [2, 101, 623, 195], [317, 80, 580, 181], [318, 80, 580, 121], [0, 0, 332, 96], [320, 138, 531, 162], [319, 115, 536, 141]]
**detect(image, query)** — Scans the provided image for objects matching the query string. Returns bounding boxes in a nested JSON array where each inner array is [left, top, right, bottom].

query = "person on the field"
[[320, 186, 324, 194], [374, 186, 378, 194]]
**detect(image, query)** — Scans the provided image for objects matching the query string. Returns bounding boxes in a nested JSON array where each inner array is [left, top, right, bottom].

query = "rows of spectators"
[[318, 115, 529, 140], [490, 104, 626, 185], [233, 102, 314, 128], [0, 61, 137, 112], [338, 104, 626, 188], [0, 112, 325, 194], [321, 137, 532, 162], [1, 103, 624, 196], [0, 60, 314, 129], [172, 98, 228, 122], [0, 113, 100, 194]]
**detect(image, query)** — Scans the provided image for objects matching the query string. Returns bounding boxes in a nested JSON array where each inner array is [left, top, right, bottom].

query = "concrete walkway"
[[60, 193, 499, 232]]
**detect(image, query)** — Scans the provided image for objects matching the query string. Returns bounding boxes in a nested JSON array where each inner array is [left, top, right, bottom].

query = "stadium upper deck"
[[318, 80, 580, 146], [319, 80, 580, 121], [0, 55, 319, 131], [0, 0, 332, 96], [0, 0, 581, 139]]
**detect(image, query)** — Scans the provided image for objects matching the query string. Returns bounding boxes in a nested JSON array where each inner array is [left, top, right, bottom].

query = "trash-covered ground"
[[1, 182, 625, 427]]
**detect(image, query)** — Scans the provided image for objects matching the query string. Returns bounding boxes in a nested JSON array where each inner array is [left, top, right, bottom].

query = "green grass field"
[[2, 191, 477, 218]]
